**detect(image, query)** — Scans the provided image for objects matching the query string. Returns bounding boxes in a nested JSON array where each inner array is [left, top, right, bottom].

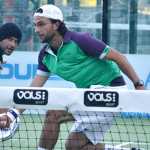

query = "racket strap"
[[7, 108, 20, 122]]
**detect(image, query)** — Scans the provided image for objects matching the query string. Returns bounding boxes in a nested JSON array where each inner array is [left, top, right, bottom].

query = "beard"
[[0, 45, 14, 56], [40, 32, 55, 44]]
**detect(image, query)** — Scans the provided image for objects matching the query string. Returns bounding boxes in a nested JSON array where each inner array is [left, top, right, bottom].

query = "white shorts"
[[69, 85, 127, 145]]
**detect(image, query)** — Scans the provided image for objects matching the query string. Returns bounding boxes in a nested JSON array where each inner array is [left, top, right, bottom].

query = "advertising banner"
[[0, 52, 149, 90]]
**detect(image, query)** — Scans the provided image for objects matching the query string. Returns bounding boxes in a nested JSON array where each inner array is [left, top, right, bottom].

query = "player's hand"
[[0, 61, 7, 70], [135, 86, 147, 90], [0, 114, 11, 129]]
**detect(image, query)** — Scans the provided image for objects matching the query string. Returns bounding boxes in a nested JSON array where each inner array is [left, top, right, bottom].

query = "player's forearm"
[[116, 55, 140, 83], [105, 49, 140, 83], [30, 74, 49, 87], [16, 108, 26, 114], [104, 48, 146, 89], [0, 108, 9, 113], [113, 54, 146, 89]]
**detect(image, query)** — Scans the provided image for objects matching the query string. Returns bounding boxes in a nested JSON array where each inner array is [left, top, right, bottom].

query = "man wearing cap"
[[0, 5, 146, 150], [0, 23, 22, 115], [0, 23, 22, 70]]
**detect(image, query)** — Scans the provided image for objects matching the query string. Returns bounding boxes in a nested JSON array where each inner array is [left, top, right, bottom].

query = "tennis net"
[[0, 87, 149, 150]]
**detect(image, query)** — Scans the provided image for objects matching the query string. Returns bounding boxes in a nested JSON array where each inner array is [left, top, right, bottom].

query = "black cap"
[[0, 23, 22, 44]]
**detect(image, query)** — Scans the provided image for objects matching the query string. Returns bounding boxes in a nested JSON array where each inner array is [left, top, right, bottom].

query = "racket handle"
[[3, 115, 10, 128], [0, 115, 10, 128], [0, 121, 7, 125]]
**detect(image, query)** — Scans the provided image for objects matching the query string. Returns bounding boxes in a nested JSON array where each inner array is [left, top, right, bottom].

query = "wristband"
[[7, 108, 20, 122]]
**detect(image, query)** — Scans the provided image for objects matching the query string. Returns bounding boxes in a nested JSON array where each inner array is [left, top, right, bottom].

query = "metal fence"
[[0, 0, 150, 54]]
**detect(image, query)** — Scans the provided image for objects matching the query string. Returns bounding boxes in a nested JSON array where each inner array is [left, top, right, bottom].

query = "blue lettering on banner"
[[145, 72, 150, 88], [0, 63, 62, 80], [15, 64, 31, 79], [0, 64, 13, 79], [122, 112, 150, 118]]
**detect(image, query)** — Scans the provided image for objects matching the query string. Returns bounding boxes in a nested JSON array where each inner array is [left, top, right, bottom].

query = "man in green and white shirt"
[[0, 4, 146, 150]]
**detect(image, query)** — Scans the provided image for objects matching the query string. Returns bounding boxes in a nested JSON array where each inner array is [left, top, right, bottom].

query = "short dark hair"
[[50, 19, 68, 36]]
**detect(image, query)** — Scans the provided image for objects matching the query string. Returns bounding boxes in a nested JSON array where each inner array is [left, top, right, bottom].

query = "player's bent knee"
[[65, 133, 87, 150], [65, 139, 85, 150]]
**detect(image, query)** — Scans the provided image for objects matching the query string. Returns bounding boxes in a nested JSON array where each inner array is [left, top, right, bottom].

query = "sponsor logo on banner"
[[13, 89, 48, 105], [84, 91, 119, 107]]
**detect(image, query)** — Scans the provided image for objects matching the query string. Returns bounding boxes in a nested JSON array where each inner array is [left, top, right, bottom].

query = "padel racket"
[[0, 114, 20, 141]]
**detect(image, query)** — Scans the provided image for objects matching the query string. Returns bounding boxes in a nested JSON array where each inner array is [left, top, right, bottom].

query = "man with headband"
[[0, 23, 22, 70]]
